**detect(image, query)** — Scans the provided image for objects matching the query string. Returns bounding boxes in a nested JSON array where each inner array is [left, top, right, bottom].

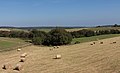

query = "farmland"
[[0, 27, 120, 73], [1, 0, 120, 72], [72, 34, 120, 44], [0, 37, 28, 52], [0, 36, 120, 73], [34, 27, 120, 33], [88, 27, 120, 31]]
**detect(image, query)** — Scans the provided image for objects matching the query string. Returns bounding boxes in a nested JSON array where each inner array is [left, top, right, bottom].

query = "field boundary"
[[0, 43, 32, 52]]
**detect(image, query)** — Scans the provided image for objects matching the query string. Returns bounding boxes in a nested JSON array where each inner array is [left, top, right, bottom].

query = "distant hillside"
[[0, 26, 86, 30], [96, 24, 120, 27]]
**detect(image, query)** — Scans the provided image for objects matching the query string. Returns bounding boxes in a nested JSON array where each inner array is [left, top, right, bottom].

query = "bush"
[[85, 30, 95, 37], [42, 34, 51, 46], [30, 29, 47, 38], [110, 29, 120, 34], [70, 29, 95, 38], [32, 37, 43, 45], [43, 28, 72, 46], [30, 30, 47, 45]]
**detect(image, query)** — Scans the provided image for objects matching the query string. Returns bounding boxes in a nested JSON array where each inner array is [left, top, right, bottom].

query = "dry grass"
[[66, 28, 88, 32], [1, 37, 120, 73], [0, 28, 11, 31]]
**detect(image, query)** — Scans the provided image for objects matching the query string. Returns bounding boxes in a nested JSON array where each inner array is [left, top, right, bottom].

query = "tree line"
[[71, 29, 120, 38], [0, 28, 120, 46]]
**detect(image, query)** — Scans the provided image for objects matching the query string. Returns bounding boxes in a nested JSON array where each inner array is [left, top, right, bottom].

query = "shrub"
[[30, 29, 47, 38], [43, 28, 72, 46], [70, 29, 95, 38], [85, 30, 95, 37], [32, 37, 43, 45]]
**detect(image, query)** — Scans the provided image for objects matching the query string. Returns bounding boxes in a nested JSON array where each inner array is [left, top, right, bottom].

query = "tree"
[[85, 30, 95, 37], [32, 37, 43, 45], [30, 29, 47, 38], [30, 30, 47, 45], [43, 28, 72, 46], [113, 24, 118, 27]]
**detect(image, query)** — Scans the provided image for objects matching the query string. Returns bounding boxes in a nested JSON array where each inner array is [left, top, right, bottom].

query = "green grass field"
[[0, 37, 28, 52], [72, 34, 120, 44]]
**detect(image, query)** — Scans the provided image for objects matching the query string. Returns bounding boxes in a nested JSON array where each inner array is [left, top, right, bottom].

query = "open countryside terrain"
[[1, 36, 120, 73], [88, 27, 120, 31], [0, 37, 29, 52], [37, 27, 120, 32], [72, 34, 120, 44], [1, 27, 120, 33]]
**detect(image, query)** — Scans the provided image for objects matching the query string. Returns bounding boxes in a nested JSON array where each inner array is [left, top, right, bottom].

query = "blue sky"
[[0, 0, 120, 27]]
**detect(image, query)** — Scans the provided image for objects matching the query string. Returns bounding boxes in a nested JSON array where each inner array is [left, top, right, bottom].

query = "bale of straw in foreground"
[[20, 53, 27, 58], [100, 42, 103, 44], [56, 46, 60, 48], [93, 42, 95, 44], [19, 58, 26, 62], [90, 43, 94, 45], [113, 42, 116, 44], [13, 64, 22, 71], [17, 49, 21, 51], [2, 63, 11, 70], [54, 55, 61, 59]]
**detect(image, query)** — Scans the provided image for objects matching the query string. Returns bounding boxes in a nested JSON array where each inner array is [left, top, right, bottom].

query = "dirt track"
[[1, 37, 120, 73]]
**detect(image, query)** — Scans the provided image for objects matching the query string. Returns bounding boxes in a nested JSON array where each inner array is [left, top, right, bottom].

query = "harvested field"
[[0, 37, 120, 73]]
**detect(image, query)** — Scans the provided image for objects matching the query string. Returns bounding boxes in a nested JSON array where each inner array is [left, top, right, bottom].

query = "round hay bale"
[[17, 49, 21, 51], [13, 64, 22, 71], [54, 55, 61, 59], [20, 53, 27, 58], [49, 48, 53, 51], [19, 58, 26, 62], [100, 42, 103, 44], [53, 46, 56, 48], [56, 46, 60, 48], [2, 63, 11, 70], [90, 43, 93, 45], [93, 42, 95, 44], [113, 42, 116, 44]]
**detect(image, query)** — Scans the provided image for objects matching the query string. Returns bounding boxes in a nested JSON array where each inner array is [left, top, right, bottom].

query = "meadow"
[[0, 37, 28, 52], [72, 34, 120, 44]]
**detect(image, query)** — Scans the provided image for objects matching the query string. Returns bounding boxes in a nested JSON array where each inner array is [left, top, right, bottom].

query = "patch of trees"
[[71, 29, 95, 38], [31, 28, 72, 46], [0, 28, 72, 46], [0, 31, 11, 37], [43, 28, 72, 46], [70, 29, 120, 38], [96, 24, 120, 27], [0, 28, 120, 46], [0, 31, 30, 39], [30, 29, 47, 45]]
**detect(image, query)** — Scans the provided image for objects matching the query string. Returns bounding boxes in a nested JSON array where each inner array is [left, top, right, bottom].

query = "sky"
[[0, 0, 120, 27]]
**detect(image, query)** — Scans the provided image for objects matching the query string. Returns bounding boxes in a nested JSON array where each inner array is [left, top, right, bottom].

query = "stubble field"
[[0, 36, 120, 73]]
